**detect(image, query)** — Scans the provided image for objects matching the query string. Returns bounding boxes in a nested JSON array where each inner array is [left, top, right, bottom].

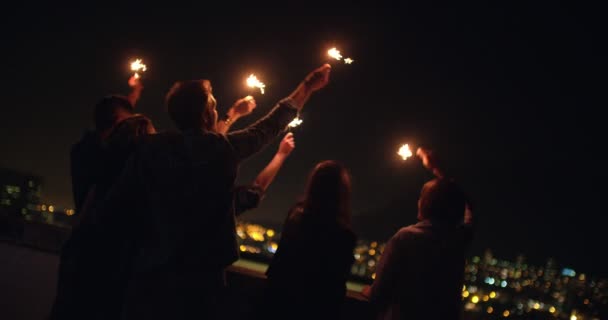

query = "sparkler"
[[246, 74, 266, 94], [398, 144, 413, 160], [288, 117, 303, 128], [130, 58, 147, 79], [327, 47, 354, 65]]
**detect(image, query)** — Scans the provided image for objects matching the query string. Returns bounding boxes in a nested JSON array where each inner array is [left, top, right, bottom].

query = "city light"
[[503, 310, 510, 317], [471, 295, 480, 304], [487, 307, 494, 314], [462, 291, 470, 298], [533, 302, 540, 310], [490, 291, 497, 299], [48, 205, 54, 213], [266, 229, 275, 237], [549, 306, 556, 313]]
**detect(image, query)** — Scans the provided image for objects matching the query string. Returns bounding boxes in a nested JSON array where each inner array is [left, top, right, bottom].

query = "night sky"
[[1, 3, 605, 276]]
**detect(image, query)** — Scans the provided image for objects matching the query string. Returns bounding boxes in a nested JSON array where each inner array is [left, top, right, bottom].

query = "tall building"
[[0, 168, 43, 237]]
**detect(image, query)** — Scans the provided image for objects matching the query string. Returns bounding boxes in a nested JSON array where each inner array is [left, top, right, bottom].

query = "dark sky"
[[1, 3, 605, 276]]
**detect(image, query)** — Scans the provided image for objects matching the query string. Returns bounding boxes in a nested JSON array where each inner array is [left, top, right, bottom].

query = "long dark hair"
[[301, 160, 352, 227]]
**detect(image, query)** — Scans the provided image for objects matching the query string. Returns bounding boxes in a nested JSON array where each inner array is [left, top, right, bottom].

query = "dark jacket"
[[265, 204, 357, 320]]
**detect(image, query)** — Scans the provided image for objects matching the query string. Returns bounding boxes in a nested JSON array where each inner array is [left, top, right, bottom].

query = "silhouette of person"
[[93, 64, 332, 320], [362, 148, 474, 320], [264, 160, 357, 320], [70, 75, 144, 215], [50, 75, 147, 320], [53, 78, 266, 319]]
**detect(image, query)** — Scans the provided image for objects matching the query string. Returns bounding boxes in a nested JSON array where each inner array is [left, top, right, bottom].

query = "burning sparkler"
[[398, 144, 413, 160], [130, 59, 147, 79], [288, 117, 303, 128], [246, 74, 266, 94], [328, 47, 354, 65], [328, 48, 343, 61]]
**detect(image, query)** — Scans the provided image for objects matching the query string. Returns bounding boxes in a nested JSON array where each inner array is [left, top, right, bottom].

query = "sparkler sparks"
[[246, 74, 266, 94], [398, 144, 413, 160], [328, 48, 343, 61], [130, 58, 147, 79], [328, 48, 355, 65], [288, 117, 303, 128]]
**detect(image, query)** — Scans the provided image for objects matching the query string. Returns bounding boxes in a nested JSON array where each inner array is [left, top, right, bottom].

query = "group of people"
[[49, 63, 474, 320]]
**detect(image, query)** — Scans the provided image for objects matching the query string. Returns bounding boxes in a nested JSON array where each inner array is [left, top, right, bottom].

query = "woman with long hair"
[[264, 160, 357, 320]]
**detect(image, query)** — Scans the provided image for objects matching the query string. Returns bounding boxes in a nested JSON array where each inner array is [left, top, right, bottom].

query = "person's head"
[[303, 160, 352, 226], [165, 79, 218, 132], [93, 95, 134, 133], [417, 178, 466, 224]]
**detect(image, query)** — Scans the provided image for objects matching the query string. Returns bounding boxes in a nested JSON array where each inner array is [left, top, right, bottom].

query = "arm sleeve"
[[226, 98, 298, 162], [234, 185, 265, 216]]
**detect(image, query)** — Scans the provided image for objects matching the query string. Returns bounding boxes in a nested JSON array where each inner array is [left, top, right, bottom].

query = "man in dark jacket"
[[363, 148, 475, 320], [95, 64, 331, 320]]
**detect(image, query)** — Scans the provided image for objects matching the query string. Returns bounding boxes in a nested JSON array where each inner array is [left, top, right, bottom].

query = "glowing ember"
[[246, 74, 265, 94], [130, 59, 147, 72], [398, 144, 413, 160], [130, 58, 147, 79], [328, 48, 343, 61], [344, 57, 354, 64], [288, 117, 303, 128]]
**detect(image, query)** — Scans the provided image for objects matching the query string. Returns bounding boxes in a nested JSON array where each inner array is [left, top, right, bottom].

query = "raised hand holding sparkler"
[[416, 147, 445, 178], [127, 58, 147, 106]]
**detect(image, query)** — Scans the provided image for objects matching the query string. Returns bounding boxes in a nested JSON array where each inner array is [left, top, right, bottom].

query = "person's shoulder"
[[393, 224, 425, 242], [71, 131, 101, 158]]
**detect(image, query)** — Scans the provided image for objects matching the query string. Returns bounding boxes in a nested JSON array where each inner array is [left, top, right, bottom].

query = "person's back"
[[377, 221, 470, 319], [265, 161, 356, 320], [266, 206, 356, 317], [365, 148, 474, 320]]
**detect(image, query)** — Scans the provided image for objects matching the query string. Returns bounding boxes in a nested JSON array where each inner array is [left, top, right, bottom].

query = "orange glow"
[[246, 74, 265, 94], [328, 48, 343, 61], [398, 144, 413, 160]]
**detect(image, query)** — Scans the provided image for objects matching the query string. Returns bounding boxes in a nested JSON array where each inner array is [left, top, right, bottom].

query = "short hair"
[[93, 95, 133, 131], [165, 80, 217, 131], [419, 178, 466, 224]]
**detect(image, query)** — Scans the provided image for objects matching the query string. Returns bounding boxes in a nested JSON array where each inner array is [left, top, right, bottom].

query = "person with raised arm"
[[362, 147, 474, 320]]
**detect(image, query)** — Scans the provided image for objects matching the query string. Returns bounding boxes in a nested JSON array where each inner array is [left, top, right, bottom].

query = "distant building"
[[0, 168, 43, 237]]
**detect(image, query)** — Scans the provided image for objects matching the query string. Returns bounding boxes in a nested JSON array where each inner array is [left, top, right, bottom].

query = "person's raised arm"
[[227, 64, 331, 161], [417, 147, 475, 228], [217, 96, 257, 134], [253, 133, 295, 191], [233, 133, 295, 216], [127, 75, 144, 108]]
